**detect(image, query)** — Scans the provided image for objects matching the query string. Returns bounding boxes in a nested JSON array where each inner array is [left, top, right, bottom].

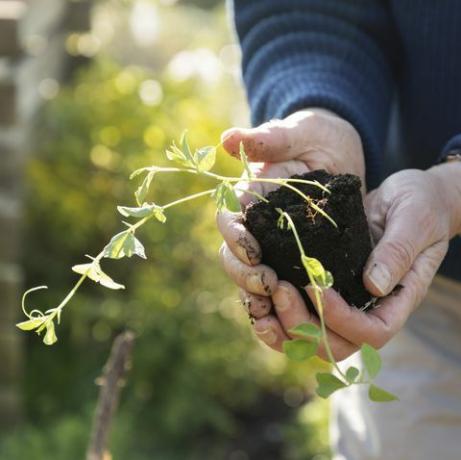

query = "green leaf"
[[368, 384, 398, 402], [316, 373, 347, 398], [301, 256, 334, 288], [288, 323, 321, 340], [43, 321, 58, 346], [345, 366, 360, 384], [16, 317, 46, 331], [72, 262, 125, 290], [103, 231, 146, 259], [180, 131, 195, 165], [117, 203, 166, 223], [213, 182, 241, 213], [283, 339, 318, 362], [134, 170, 155, 206], [361, 343, 381, 379], [239, 142, 252, 179], [194, 146, 216, 172]]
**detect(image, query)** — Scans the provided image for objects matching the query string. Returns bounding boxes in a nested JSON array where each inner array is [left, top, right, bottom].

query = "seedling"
[[17, 132, 397, 402]]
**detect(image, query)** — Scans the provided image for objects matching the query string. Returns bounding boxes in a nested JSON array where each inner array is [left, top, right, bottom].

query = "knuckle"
[[385, 239, 415, 271]]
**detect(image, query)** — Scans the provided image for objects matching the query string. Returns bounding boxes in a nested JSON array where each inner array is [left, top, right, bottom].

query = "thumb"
[[363, 208, 431, 297], [221, 111, 323, 163]]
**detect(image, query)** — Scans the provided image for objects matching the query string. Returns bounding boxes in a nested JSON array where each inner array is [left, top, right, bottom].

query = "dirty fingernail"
[[255, 327, 277, 345], [274, 284, 291, 311], [247, 274, 263, 293], [367, 263, 392, 295], [235, 244, 251, 265]]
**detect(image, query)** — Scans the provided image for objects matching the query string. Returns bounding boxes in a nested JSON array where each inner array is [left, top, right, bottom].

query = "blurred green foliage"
[[0, 2, 331, 459]]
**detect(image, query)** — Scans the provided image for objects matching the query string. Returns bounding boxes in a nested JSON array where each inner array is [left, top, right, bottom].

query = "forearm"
[[428, 161, 461, 238]]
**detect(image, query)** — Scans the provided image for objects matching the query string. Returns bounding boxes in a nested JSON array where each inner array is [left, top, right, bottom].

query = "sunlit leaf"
[[117, 203, 166, 223], [134, 170, 156, 206], [16, 317, 46, 331], [301, 256, 334, 288], [72, 262, 125, 290], [289, 323, 321, 340], [103, 230, 146, 259], [368, 384, 398, 402], [213, 182, 241, 212], [283, 339, 318, 362], [43, 321, 58, 346], [194, 146, 216, 172], [316, 372, 346, 398], [361, 343, 381, 379], [180, 131, 195, 165]]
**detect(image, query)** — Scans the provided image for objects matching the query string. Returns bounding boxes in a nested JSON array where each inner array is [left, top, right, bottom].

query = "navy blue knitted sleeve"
[[229, 0, 400, 188]]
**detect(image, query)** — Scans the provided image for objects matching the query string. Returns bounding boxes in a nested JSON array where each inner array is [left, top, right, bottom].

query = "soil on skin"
[[244, 170, 374, 312]]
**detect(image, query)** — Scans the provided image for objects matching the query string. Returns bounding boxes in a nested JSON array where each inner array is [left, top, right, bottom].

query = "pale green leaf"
[[283, 339, 318, 362], [368, 384, 398, 402], [316, 373, 347, 399], [194, 146, 216, 172], [301, 256, 334, 288], [239, 142, 252, 179], [345, 366, 360, 384], [117, 203, 165, 223], [213, 182, 241, 213], [276, 211, 286, 230], [288, 323, 321, 340], [103, 231, 146, 259], [72, 262, 125, 290], [134, 170, 155, 206], [180, 131, 195, 165], [16, 317, 46, 331], [361, 343, 381, 379], [43, 321, 58, 346]]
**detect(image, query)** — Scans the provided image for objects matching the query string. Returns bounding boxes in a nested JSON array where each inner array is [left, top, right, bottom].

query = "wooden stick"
[[86, 331, 135, 460]]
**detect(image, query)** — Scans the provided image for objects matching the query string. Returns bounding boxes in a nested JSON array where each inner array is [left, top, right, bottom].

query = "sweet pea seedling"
[[18, 133, 397, 402]]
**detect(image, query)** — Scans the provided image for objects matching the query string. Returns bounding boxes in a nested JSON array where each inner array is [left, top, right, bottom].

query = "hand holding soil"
[[218, 113, 460, 362]]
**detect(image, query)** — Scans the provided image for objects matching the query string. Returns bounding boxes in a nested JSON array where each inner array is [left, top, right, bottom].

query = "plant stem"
[[280, 211, 347, 382]]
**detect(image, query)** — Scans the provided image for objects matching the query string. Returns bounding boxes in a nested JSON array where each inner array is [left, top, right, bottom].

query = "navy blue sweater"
[[230, 0, 461, 281]]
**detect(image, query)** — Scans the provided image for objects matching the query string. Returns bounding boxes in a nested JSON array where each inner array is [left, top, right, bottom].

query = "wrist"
[[427, 162, 461, 238]]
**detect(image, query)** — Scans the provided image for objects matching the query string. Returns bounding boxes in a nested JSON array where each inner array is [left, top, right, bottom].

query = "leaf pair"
[[166, 132, 216, 173], [118, 203, 166, 223], [301, 255, 334, 289]]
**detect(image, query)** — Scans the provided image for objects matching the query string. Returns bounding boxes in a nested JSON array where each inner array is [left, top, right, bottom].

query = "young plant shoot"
[[17, 133, 397, 402]]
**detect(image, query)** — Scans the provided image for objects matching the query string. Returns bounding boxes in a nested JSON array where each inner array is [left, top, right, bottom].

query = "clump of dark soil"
[[244, 170, 374, 312]]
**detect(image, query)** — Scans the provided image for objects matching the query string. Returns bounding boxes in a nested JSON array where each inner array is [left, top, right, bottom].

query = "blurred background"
[[0, 1, 330, 458]]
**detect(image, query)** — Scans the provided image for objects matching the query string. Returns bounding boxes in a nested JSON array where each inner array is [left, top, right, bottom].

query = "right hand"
[[217, 108, 366, 352]]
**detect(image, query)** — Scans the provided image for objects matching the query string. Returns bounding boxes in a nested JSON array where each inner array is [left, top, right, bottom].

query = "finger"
[[221, 111, 326, 163], [253, 315, 289, 352], [219, 243, 278, 296], [273, 281, 358, 361], [216, 210, 261, 265], [363, 203, 439, 296], [240, 289, 272, 319], [306, 241, 446, 350]]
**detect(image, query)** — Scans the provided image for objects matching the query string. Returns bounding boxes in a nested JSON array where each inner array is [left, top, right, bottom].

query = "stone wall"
[[0, 0, 91, 427]]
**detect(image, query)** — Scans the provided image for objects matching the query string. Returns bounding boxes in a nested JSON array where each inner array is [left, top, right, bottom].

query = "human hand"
[[250, 166, 460, 361], [216, 109, 365, 345]]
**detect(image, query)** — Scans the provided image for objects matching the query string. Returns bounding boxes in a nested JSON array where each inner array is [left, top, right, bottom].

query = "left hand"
[[248, 165, 461, 361]]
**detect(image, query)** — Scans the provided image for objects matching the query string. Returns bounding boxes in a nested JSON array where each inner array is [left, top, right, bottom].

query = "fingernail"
[[220, 128, 237, 143], [247, 274, 263, 293], [367, 263, 392, 295], [235, 244, 251, 265], [274, 284, 291, 311], [255, 327, 277, 345]]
